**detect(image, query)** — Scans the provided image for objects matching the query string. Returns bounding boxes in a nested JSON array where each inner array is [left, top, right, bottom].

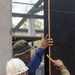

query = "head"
[[18, 51, 31, 64], [6, 58, 29, 75], [13, 40, 34, 64]]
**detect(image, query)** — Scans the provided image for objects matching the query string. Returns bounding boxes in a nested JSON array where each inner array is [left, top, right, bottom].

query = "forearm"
[[28, 48, 44, 72], [60, 65, 70, 75]]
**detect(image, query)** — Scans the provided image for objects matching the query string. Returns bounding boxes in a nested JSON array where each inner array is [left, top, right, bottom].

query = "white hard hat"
[[6, 58, 29, 75]]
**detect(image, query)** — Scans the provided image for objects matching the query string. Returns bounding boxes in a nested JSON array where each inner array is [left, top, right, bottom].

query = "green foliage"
[[35, 40, 40, 46], [12, 23, 15, 28], [22, 20, 28, 29], [12, 19, 43, 30], [35, 20, 43, 30], [22, 23, 28, 29]]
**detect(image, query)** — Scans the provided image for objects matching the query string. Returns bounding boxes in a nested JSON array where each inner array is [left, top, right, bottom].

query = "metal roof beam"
[[12, 29, 44, 33], [12, 2, 35, 5], [30, 5, 44, 13], [12, 13, 44, 19], [13, 0, 43, 32]]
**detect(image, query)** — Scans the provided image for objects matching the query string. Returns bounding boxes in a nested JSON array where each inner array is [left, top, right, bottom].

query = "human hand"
[[53, 59, 64, 68], [37, 35, 53, 50]]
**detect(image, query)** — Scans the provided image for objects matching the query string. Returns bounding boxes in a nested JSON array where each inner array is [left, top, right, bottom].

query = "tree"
[[35, 19, 43, 30], [22, 19, 28, 29]]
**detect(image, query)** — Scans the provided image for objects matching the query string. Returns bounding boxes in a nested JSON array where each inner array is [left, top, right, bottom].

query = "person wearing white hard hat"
[[6, 58, 29, 75], [13, 35, 53, 75]]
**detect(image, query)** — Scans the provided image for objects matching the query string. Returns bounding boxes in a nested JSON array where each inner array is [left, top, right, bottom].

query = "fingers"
[[46, 43, 53, 47], [45, 38, 53, 42], [46, 38, 53, 41], [46, 38, 53, 46], [45, 34, 49, 39], [44, 35, 53, 43], [46, 40, 53, 44], [39, 35, 53, 49]]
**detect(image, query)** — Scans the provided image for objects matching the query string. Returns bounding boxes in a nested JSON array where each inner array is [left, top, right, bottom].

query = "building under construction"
[[0, 0, 75, 75]]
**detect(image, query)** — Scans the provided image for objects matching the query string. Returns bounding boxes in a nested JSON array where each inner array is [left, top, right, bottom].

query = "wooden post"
[[48, 0, 51, 75]]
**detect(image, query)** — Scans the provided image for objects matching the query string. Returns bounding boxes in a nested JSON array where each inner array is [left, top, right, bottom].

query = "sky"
[[12, 0, 44, 27], [12, 0, 38, 13]]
